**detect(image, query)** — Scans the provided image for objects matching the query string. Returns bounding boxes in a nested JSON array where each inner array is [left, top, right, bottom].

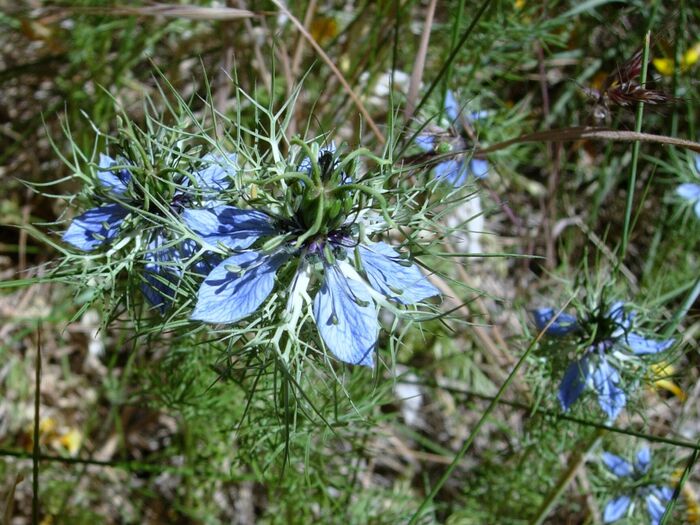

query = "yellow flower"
[[684, 42, 700, 67], [515, 0, 526, 9], [649, 361, 686, 401], [58, 428, 82, 456], [38, 417, 57, 435], [652, 58, 674, 76], [653, 41, 700, 76], [310, 16, 338, 46]]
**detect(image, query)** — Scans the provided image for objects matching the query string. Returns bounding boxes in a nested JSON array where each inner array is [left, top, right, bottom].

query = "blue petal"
[[182, 206, 275, 251], [313, 266, 377, 367], [469, 158, 489, 179], [141, 263, 178, 314], [140, 234, 181, 312], [415, 134, 435, 152], [358, 242, 439, 305], [190, 153, 236, 191], [607, 301, 630, 325], [646, 489, 671, 525], [97, 153, 131, 196], [532, 307, 579, 336], [558, 356, 591, 411], [592, 359, 626, 421], [624, 332, 674, 355], [603, 495, 631, 523], [635, 446, 651, 473], [602, 452, 634, 477], [62, 204, 128, 251], [434, 159, 469, 186], [676, 182, 700, 201], [444, 89, 460, 124], [191, 251, 286, 323], [607, 301, 634, 337], [179, 238, 221, 276]]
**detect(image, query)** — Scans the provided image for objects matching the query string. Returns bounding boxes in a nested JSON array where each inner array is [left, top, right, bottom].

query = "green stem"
[[330, 183, 396, 229], [291, 137, 321, 187], [264, 172, 315, 188], [620, 32, 651, 261], [401, 379, 700, 451], [336, 148, 389, 174], [441, 0, 466, 116], [294, 189, 325, 248]]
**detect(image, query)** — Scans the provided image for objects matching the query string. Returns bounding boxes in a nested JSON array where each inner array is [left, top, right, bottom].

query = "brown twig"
[[290, 0, 317, 78], [270, 0, 385, 144], [405, 0, 438, 119], [476, 127, 700, 155], [234, 0, 272, 89], [94, 3, 258, 20]]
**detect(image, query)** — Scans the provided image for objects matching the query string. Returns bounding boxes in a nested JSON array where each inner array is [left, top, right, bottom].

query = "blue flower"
[[63, 152, 236, 312], [62, 154, 132, 251], [416, 90, 489, 186], [184, 207, 440, 367], [601, 447, 673, 525], [536, 301, 674, 421]]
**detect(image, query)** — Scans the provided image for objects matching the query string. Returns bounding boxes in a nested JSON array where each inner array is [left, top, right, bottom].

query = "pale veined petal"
[[358, 242, 439, 305], [313, 265, 378, 367]]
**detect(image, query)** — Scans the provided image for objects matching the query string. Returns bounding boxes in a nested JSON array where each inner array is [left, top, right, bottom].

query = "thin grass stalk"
[[407, 299, 574, 524], [441, 0, 465, 114], [620, 32, 651, 260]]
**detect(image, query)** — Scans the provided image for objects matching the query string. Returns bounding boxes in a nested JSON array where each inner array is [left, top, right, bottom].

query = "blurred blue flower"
[[532, 307, 579, 336], [676, 182, 700, 219], [416, 90, 489, 186], [535, 301, 674, 421], [601, 447, 673, 525], [675, 153, 700, 218], [185, 207, 440, 367], [63, 152, 236, 312]]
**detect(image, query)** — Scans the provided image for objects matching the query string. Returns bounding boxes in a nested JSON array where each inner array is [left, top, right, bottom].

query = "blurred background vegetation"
[[1, 0, 699, 523]]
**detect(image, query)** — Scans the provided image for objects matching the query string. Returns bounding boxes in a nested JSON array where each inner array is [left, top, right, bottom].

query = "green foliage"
[[2, 0, 700, 524]]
